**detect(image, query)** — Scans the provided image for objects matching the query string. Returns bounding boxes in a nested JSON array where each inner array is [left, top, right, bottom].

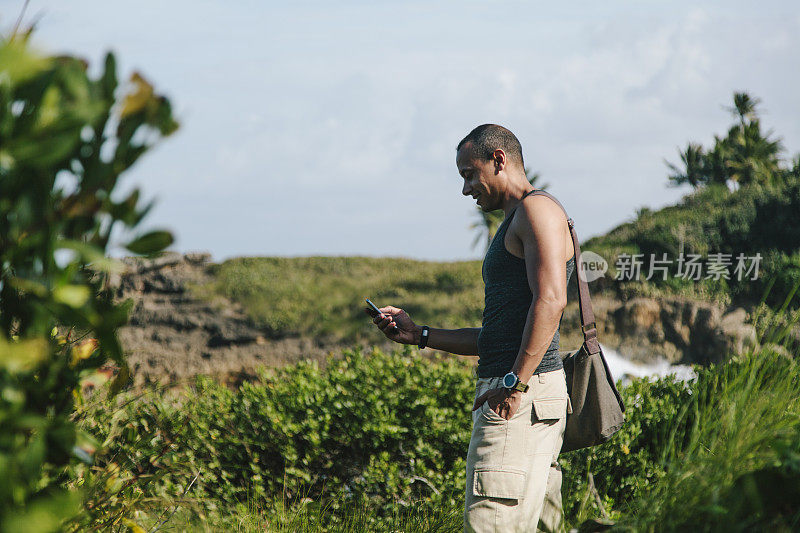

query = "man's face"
[[456, 143, 502, 211]]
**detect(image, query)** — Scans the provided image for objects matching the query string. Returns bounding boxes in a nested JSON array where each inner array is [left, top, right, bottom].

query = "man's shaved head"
[[456, 124, 525, 169]]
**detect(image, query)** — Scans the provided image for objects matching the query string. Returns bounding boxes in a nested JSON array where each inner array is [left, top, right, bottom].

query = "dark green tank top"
[[477, 190, 575, 378]]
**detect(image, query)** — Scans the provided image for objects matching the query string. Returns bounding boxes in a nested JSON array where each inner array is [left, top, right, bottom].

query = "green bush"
[[0, 33, 176, 531], [559, 375, 689, 521], [82, 346, 475, 520], [75, 340, 800, 530]]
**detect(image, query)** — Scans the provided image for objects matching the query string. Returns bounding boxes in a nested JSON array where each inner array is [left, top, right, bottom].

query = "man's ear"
[[492, 149, 506, 172]]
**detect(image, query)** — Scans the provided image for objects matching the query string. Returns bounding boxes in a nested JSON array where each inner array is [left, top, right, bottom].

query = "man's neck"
[[501, 179, 537, 217]]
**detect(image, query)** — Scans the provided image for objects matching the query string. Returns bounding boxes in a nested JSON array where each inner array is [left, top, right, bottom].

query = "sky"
[[4, 0, 800, 262]]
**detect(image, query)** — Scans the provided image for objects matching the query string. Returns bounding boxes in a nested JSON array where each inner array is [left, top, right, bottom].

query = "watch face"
[[502, 372, 516, 389]]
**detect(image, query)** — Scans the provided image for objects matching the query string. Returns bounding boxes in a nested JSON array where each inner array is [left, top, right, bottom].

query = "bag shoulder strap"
[[525, 190, 600, 354]]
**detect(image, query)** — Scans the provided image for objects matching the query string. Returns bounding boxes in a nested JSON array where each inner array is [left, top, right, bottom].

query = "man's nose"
[[462, 182, 471, 196]]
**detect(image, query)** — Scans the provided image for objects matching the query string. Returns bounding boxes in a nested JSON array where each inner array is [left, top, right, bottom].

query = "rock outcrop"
[[111, 252, 389, 387], [559, 296, 758, 365]]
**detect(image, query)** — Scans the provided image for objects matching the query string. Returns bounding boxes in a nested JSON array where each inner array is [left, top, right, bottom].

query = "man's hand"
[[364, 304, 420, 345], [472, 387, 522, 421]]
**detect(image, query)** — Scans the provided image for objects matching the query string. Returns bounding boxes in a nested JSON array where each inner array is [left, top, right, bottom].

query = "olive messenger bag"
[[527, 190, 625, 453]]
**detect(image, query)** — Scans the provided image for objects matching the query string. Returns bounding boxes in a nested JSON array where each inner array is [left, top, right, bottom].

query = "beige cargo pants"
[[464, 368, 570, 533]]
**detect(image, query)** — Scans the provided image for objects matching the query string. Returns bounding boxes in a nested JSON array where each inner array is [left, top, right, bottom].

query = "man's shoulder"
[[511, 193, 567, 237]]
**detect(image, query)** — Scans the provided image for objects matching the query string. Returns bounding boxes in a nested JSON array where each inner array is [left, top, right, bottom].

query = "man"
[[365, 124, 575, 532]]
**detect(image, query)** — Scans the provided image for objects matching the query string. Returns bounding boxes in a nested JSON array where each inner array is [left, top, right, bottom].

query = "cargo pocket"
[[532, 397, 568, 422], [526, 397, 569, 457], [472, 466, 526, 500]]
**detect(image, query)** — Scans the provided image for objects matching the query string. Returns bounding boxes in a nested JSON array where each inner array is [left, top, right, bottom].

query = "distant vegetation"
[[582, 175, 800, 308], [552, 92, 800, 309], [583, 93, 800, 308], [199, 166, 800, 339], [194, 256, 484, 341], [666, 93, 798, 190]]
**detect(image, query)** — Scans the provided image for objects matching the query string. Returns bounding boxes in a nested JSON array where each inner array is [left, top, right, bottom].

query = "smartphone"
[[365, 298, 399, 333]]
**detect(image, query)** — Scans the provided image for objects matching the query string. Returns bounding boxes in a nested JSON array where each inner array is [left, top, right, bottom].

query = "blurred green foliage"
[[0, 32, 176, 531]]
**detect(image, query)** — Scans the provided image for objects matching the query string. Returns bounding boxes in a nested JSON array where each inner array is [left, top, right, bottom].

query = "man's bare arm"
[[367, 305, 480, 356], [426, 327, 480, 356], [510, 196, 569, 384]]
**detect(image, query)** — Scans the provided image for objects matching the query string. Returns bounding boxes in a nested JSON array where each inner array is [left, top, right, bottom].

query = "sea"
[[601, 343, 696, 383]]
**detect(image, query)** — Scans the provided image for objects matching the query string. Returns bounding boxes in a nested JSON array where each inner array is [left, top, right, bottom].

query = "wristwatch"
[[418, 325, 430, 349], [502, 371, 529, 393]]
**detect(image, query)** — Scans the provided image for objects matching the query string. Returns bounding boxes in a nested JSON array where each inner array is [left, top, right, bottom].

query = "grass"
[[156, 493, 464, 532], [118, 474, 466, 533], [618, 350, 800, 531], [613, 286, 800, 531], [191, 256, 485, 341]]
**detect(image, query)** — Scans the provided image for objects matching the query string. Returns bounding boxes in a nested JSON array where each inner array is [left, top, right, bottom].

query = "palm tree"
[[789, 154, 800, 181], [704, 136, 731, 186], [666, 142, 706, 188], [664, 92, 785, 190], [722, 119, 784, 187], [726, 92, 761, 126], [470, 168, 549, 253]]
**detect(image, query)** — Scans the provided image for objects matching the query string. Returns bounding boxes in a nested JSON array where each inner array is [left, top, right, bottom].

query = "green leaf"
[[0, 336, 49, 372], [8, 277, 48, 298], [7, 128, 82, 168], [101, 52, 118, 100], [0, 40, 52, 84], [125, 230, 173, 255], [52, 284, 91, 308], [108, 363, 131, 397], [1, 490, 81, 533], [120, 71, 154, 118], [122, 518, 147, 533], [20, 432, 47, 477], [56, 240, 126, 274]]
